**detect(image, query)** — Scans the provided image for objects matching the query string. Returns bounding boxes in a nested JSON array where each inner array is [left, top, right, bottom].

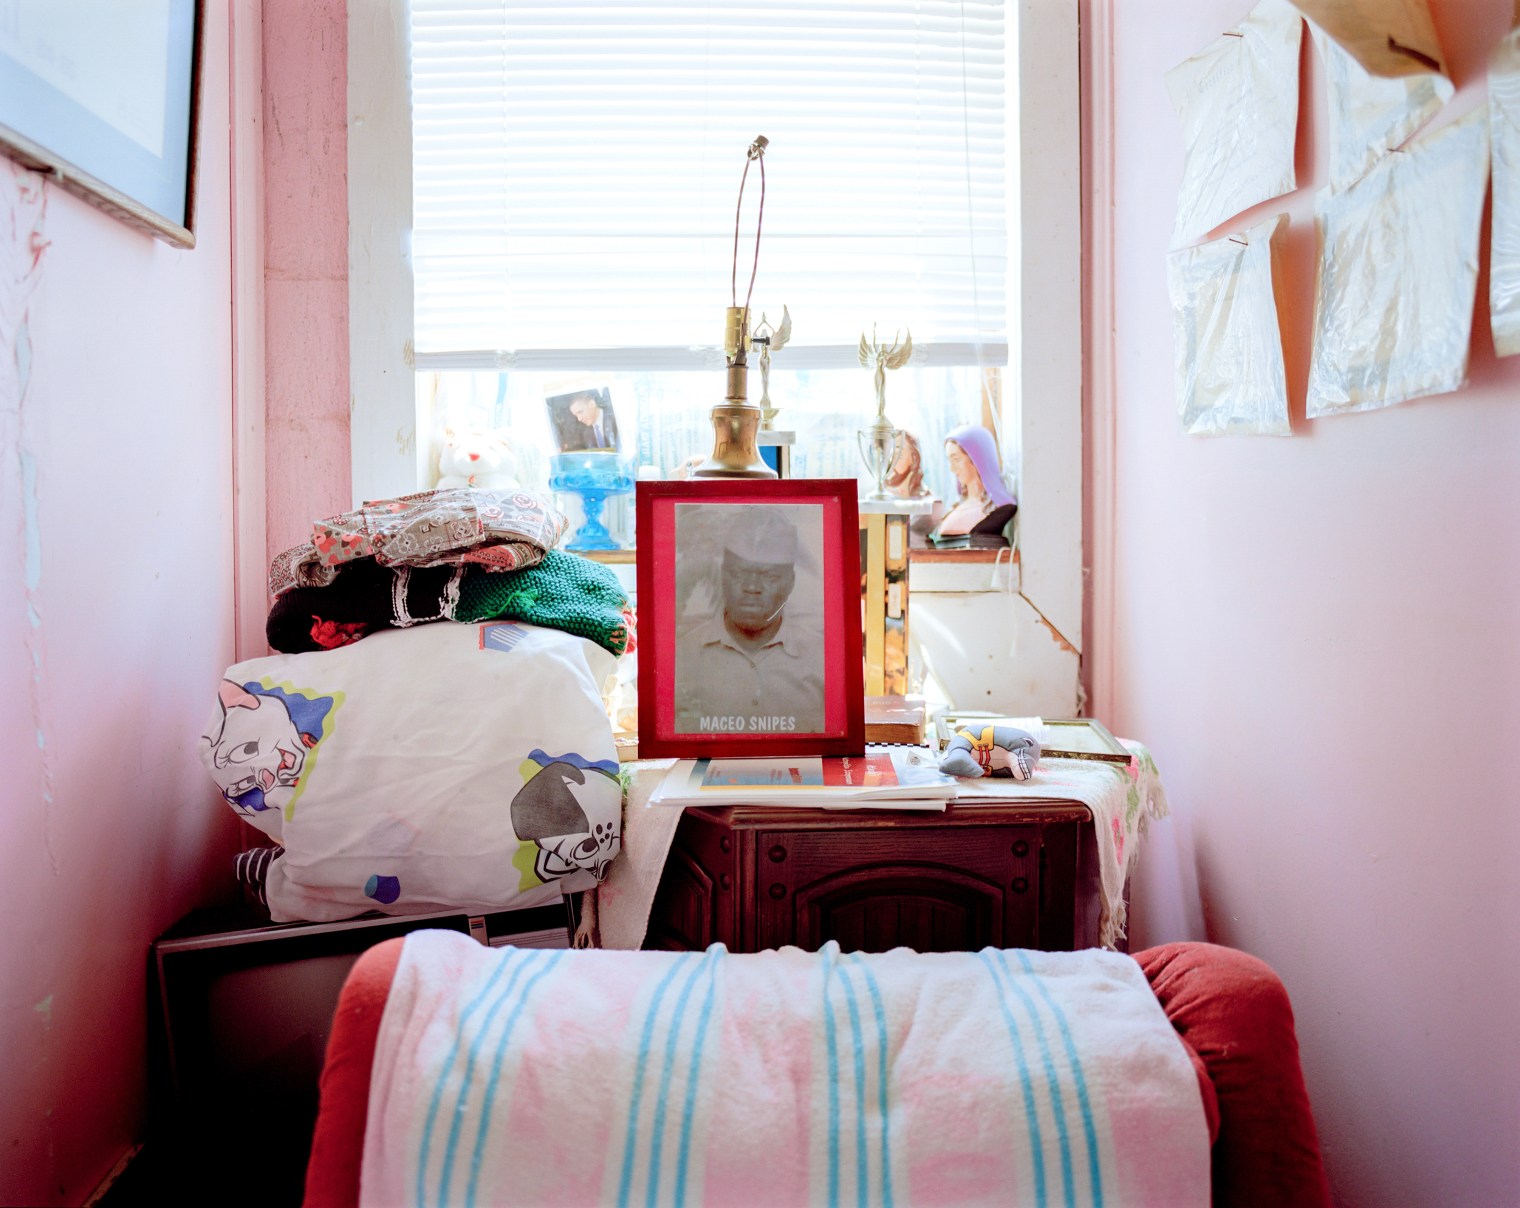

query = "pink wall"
[[1086, 2, 1520, 1204], [22, 2, 1493, 1202], [263, 0, 350, 563], [0, 6, 248, 1203], [255, 9, 1520, 1203]]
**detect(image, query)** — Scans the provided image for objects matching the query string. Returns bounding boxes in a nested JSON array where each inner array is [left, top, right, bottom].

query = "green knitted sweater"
[[456, 550, 633, 655]]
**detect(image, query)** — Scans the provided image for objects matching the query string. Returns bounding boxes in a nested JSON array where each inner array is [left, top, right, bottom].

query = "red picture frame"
[[636, 479, 865, 758]]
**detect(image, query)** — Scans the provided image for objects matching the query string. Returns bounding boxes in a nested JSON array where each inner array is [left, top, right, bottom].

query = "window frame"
[[346, 0, 1081, 663]]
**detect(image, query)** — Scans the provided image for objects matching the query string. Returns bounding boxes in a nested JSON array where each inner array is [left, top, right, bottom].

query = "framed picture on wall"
[[0, 0, 202, 247], [636, 478, 865, 759]]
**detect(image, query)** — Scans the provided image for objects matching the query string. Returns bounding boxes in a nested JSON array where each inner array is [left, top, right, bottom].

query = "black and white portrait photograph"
[[671, 502, 827, 736], [635, 479, 864, 759]]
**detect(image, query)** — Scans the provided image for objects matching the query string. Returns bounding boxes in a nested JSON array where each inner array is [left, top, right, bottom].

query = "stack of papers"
[[649, 746, 955, 811]]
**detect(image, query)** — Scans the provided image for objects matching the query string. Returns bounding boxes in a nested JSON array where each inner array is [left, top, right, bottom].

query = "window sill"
[[906, 545, 1016, 565], [578, 546, 1015, 565], [579, 549, 637, 565], [581, 545, 1018, 596]]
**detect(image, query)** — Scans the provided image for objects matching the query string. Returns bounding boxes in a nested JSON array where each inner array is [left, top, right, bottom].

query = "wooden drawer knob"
[[768, 845, 788, 862], [720, 836, 732, 853], [1012, 839, 1029, 858], [768, 883, 787, 900], [1011, 877, 1029, 894], [720, 873, 732, 891]]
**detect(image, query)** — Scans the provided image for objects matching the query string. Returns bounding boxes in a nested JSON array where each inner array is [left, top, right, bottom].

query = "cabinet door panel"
[[790, 867, 1001, 952], [756, 827, 1038, 952], [644, 845, 716, 951]]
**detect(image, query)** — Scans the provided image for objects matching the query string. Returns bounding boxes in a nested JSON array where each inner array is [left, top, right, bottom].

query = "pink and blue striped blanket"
[[360, 932, 1209, 1207]]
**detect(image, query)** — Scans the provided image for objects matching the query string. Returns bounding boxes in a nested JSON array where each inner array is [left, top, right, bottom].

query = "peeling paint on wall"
[[1, 163, 58, 876], [20, 447, 40, 600], [1020, 587, 1081, 655]]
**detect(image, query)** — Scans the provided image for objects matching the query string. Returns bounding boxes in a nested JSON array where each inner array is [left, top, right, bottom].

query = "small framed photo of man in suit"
[[546, 386, 620, 453], [636, 479, 865, 758]]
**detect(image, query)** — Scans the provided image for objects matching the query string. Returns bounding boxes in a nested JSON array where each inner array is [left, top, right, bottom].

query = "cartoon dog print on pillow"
[[510, 749, 622, 888], [201, 680, 340, 833]]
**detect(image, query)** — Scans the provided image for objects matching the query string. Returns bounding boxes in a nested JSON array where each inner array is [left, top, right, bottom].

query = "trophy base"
[[857, 419, 900, 503]]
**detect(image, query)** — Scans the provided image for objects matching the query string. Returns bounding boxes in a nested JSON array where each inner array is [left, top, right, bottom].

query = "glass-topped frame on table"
[[635, 478, 865, 760]]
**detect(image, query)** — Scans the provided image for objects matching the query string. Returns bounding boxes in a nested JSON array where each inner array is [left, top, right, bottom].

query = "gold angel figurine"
[[753, 306, 792, 429], [858, 325, 913, 420], [856, 325, 913, 500]]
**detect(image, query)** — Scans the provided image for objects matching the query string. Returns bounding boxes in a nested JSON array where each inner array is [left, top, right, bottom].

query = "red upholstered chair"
[[1137, 942, 1331, 1208], [303, 940, 1331, 1208], [302, 938, 402, 1208]]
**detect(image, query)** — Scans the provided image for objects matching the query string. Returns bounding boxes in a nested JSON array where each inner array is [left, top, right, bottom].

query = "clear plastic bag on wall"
[[1307, 109, 1489, 416], [1168, 213, 1291, 436], [1166, 0, 1302, 248]]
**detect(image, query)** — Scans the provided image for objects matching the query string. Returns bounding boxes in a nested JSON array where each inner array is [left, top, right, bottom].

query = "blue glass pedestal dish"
[[549, 451, 636, 551]]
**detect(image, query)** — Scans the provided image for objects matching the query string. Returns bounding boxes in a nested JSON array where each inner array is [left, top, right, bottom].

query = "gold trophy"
[[693, 137, 777, 479], [753, 306, 792, 430], [856, 326, 913, 499]]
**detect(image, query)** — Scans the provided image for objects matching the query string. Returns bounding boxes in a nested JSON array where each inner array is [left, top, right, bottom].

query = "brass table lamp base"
[[691, 401, 777, 479], [693, 306, 778, 479]]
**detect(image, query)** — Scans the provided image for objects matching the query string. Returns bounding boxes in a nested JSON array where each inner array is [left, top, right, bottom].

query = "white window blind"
[[410, 0, 1008, 372]]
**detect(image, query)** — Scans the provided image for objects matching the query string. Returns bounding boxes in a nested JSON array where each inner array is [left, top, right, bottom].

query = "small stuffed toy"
[[436, 428, 518, 490], [938, 725, 1041, 781]]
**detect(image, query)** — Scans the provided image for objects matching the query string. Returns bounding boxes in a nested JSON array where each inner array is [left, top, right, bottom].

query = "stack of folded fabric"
[[201, 485, 634, 925], [265, 486, 634, 655]]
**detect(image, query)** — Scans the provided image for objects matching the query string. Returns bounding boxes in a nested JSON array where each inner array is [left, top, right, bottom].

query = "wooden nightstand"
[[645, 800, 1100, 954]]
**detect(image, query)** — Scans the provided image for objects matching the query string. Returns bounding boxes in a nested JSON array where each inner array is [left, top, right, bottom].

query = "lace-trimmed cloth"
[[269, 487, 568, 598], [599, 742, 1168, 952], [948, 739, 1169, 948]]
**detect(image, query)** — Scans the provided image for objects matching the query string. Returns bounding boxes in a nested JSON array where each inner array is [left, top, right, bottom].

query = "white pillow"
[[200, 621, 621, 923]]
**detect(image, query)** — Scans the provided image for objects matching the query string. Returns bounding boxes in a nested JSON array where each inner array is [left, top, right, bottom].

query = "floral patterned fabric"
[[269, 487, 568, 598]]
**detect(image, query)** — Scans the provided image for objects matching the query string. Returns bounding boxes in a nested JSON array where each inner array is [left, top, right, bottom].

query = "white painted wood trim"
[[1012, 0, 1084, 660], [1082, 0, 1119, 717], [908, 557, 1020, 595], [348, 0, 419, 508], [229, 2, 267, 660]]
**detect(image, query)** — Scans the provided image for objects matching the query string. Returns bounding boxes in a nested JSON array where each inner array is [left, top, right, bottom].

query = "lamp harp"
[[693, 136, 777, 479]]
